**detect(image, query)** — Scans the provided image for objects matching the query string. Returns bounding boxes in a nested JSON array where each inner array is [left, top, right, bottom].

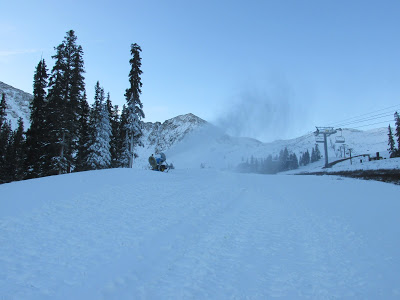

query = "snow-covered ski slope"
[[1, 168, 400, 299]]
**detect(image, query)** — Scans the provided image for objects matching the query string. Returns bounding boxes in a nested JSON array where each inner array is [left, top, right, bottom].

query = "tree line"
[[0, 30, 144, 184], [387, 112, 400, 158], [237, 144, 321, 174]]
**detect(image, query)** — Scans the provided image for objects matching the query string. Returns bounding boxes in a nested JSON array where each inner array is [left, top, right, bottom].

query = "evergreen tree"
[[45, 30, 86, 175], [0, 122, 13, 183], [119, 104, 130, 168], [0, 93, 6, 125], [289, 153, 299, 170], [279, 147, 289, 171], [0, 121, 12, 183], [87, 83, 112, 169], [105, 93, 120, 167], [11, 118, 26, 181], [0, 94, 10, 183], [124, 43, 145, 168], [310, 147, 315, 163], [395, 112, 400, 154], [315, 144, 321, 160], [388, 124, 397, 158], [25, 59, 48, 178], [301, 150, 310, 166], [75, 91, 91, 171]]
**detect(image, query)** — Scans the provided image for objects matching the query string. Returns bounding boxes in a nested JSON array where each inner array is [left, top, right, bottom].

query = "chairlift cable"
[[326, 104, 400, 127], [334, 112, 395, 127]]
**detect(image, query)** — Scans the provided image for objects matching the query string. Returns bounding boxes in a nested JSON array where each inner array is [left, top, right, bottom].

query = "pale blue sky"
[[1, 0, 400, 141]]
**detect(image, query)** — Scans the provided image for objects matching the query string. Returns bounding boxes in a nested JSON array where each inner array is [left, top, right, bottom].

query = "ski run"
[[1, 168, 400, 299]]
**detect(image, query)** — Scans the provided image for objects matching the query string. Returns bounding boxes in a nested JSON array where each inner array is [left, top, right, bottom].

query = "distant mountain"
[[163, 126, 390, 171], [134, 113, 209, 168], [0, 81, 32, 130]]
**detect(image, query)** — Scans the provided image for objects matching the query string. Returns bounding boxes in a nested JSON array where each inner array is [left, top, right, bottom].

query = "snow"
[[0, 81, 32, 130], [1, 168, 400, 299]]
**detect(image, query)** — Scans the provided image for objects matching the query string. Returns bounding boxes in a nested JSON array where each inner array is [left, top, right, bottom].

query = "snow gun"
[[148, 153, 170, 172]]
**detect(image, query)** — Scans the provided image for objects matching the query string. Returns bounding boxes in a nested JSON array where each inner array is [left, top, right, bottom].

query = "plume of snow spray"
[[216, 81, 308, 142]]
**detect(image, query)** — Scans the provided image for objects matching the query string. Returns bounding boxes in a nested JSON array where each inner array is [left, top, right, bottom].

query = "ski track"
[[0, 170, 399, 299]]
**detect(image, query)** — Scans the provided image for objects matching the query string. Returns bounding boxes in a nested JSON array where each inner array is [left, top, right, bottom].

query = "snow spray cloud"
[[216, 81, 308, 142]]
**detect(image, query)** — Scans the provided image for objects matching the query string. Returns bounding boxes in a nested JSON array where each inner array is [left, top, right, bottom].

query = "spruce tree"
[[0, 118, 12, 183], [394, 112, 400, 155], [26, 59, 48, 178], [279, 147, 289, 171], [0, 93, 6, 125], [1, 122, 13, 183], [0, 94, 9, 182], [119, 104, 130, 168], [388, 124, 397, 158], [315, 144, 321, 161], [75, 91, 91, 171], [105, 93, 120, 168], [124, 43, 145, 168], [45, 30, 86, 175], [87, 82, 112, 169], [311, 147, 316, 163], [11, 118, 26, 181], [288, 153, 296, 170]]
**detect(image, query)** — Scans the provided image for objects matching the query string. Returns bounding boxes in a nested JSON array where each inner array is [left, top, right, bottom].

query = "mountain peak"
[[165, 113, 207, 125]]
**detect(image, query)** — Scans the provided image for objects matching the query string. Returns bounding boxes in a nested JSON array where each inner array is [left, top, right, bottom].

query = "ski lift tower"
[[314, 127, 337, 168]]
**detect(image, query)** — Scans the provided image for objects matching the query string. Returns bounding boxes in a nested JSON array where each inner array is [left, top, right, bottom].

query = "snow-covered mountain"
[[0, 81, 32, 129], [161, 125, 390, 171], [142, 113, 208, 153], [134, 113, 209, 168]]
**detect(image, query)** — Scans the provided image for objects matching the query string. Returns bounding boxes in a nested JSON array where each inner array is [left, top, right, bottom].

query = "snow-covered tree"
[[105, 93, 120, 168], [124, 43, 145, 168], [394, 112, 400, 154], [87, 83, 111, 169]]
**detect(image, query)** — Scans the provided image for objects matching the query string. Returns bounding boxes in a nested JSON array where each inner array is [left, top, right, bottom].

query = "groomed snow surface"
[[1, 168, 400, 299]]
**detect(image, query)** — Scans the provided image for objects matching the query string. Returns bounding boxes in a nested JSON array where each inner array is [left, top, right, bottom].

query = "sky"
[[1, 0, 400, 142]]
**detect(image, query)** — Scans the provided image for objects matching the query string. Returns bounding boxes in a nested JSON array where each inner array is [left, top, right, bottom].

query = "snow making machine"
[[148, 153, 170, 172]]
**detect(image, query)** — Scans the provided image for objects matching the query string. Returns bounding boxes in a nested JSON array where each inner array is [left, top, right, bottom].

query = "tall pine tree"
[[388, 124, 397, 158], [124, 43, 144, 168], [75, 91, 91, 171], [0, 93, 6, 125], [87, 82, 112, 169], [106, 93, 120, 168], [0, 94, 11, 183], [26, 59, 48, 178], [394, 112, 400, 155], [45, 30, 86, 175]]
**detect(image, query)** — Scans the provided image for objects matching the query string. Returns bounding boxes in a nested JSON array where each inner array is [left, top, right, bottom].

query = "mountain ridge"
[[0, 81, 33, 129]]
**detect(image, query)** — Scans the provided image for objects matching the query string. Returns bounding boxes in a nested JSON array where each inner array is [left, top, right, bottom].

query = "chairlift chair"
[[335, 129, 345, 143], [315, 135, 324, 143]]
